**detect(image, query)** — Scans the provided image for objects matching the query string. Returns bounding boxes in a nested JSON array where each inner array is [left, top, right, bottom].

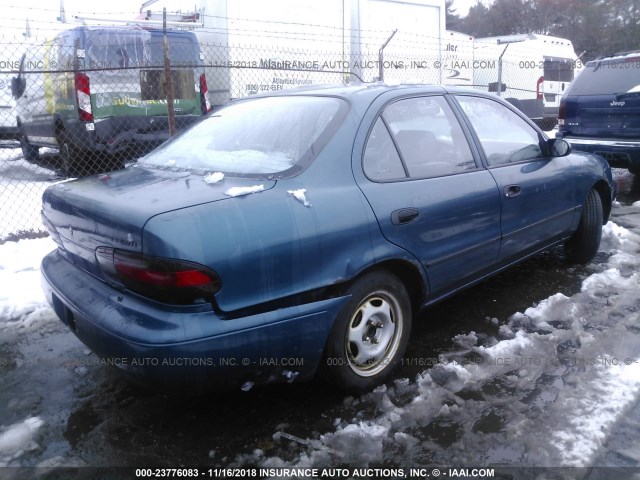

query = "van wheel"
[[321, 271, 411, 394], [58, 133, 83, 177], [18, 131, 39, 162], [565, 189, 603, 264]]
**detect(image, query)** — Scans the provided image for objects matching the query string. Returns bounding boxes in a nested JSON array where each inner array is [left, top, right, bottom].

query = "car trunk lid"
[[42, 167, 275, 279]]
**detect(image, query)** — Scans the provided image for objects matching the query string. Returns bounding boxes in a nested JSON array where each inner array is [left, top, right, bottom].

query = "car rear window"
[[567, 56, 640, 95], [139, 96, 348, 176]]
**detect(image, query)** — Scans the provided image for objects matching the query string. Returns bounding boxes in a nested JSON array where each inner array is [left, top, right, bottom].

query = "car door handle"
[[504, 185, 522, 198], [391, 208, 420, 225]]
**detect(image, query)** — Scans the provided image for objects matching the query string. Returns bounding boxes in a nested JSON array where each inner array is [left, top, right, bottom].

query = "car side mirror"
[[11, 76, 25, 99], [549, 138, 571, 157]]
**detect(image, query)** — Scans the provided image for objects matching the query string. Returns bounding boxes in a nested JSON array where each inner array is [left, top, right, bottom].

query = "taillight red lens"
[[75, 72, 93, 122], [200, 73, 212, 114], [558, 98, 566, 126], [96, 247, 221, 305]]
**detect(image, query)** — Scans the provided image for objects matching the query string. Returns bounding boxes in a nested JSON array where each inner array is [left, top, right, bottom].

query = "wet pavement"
[[1, 168, 640, 478]]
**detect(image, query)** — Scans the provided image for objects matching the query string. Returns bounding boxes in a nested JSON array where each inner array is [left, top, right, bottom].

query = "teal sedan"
[[40, 84, 615, 393]]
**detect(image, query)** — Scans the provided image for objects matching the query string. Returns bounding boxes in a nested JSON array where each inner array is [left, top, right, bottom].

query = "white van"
[[0, 73, 17, 139], [473, 33, 579, 130], [12, 25, 212, 175]]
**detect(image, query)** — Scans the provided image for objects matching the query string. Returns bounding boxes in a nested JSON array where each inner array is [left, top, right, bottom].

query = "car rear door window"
[[363, 118, 407, 181], [382, 96, 476, 179], [456, 96, 543, 166]]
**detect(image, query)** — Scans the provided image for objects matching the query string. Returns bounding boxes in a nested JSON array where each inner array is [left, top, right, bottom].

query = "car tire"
[[321, 271, 411, 393], [565, 189, 603, 264], [58, 132, 83, 177], [18, 130, 39, 162]]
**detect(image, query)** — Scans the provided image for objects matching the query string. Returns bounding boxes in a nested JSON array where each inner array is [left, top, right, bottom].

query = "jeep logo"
[[610, 100, 626, 107]]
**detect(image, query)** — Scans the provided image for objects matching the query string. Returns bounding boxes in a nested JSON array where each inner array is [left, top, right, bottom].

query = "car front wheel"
[[565, 188, 603, 264], [322, 271, 411, 393]]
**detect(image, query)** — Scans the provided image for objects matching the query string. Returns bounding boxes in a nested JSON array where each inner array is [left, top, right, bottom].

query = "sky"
[[0, 0, 141, 33]]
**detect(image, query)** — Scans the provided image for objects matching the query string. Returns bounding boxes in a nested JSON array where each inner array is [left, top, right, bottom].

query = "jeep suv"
[[556, 52, 640, 174]]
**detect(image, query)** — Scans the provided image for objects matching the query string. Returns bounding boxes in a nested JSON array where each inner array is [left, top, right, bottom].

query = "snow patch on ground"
[[0, 237, 56, 326], [0, 417, 44, 466], [552, 360, 640, 466], [229, 207, 640, 469]]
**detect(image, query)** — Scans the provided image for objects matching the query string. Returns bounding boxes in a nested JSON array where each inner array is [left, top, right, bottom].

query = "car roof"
[[249, 82, 492, 103]]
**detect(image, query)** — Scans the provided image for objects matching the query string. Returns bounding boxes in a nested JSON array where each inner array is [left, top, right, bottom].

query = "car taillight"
[[95, 247, 221, 305], [75, 72, 93, 122], [200, 73, 212, 114], [536, 76, 544, 100], [558, 98, 566, 126]]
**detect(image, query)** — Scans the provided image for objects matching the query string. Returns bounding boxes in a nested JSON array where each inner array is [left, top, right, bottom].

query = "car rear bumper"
[[556, 134, 640, 170], [64, 115, 204, 155], [41, 249, 348, 392]]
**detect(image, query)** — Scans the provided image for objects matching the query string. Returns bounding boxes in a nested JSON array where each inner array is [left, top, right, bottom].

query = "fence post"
[[378, 29, 397, 82], [163, 8, 177, 136], [497, 43, 508, 98]]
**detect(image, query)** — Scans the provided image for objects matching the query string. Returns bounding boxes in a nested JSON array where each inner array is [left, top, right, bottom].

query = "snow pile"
[[0, 155, 60, 239], [229, 206, 640, 469], [552, 360, 640, 466], [224, 185, 264, 197], [0, 237, 57, 327], [0, 417, 44, 466]]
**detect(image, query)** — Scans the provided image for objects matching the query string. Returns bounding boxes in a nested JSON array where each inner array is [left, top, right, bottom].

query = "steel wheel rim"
[[345, 291, 403, 377]]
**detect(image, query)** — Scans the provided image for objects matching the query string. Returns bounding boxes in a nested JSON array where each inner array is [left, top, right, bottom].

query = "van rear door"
[[543, 56, 574, 115], [84, 28, 203, 121]]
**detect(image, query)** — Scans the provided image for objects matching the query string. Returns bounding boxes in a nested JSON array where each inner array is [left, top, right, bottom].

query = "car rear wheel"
[[565, 189, 603, 264], [58, 131, 83, 177], [18, 130, 39, 162], [321, 271, 411, 393]]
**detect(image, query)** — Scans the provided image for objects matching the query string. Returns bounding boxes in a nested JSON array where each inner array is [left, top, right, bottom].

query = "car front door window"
[[456, 96, 543, 166]]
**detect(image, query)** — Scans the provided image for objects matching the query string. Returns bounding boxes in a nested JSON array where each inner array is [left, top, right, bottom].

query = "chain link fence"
[[0, 26, 573, 240]]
